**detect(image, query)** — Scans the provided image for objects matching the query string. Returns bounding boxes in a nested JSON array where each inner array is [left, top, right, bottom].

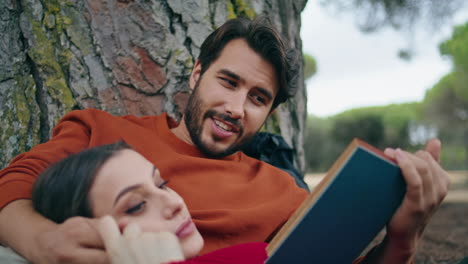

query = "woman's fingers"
[[98, 216, 133, 264], [97, 216, 185, 264], [142, 232, 184, 263]]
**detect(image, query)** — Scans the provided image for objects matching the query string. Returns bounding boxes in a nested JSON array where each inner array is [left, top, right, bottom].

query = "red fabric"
[[0, 109, 308, 254], [171, 242, 268, 264]]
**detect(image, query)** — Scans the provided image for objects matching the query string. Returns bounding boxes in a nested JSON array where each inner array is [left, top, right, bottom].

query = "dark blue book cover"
[[266, 139, 406, 264]]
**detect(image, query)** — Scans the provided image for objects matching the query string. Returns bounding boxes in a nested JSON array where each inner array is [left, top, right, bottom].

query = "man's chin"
[[197, 142, 238, 158]]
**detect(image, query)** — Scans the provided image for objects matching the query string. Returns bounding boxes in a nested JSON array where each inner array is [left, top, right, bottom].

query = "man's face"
[[184, 38, 279, 158]]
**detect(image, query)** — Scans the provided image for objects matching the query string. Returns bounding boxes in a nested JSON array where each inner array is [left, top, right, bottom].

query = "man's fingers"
[[425, 138, 441, 163], [384, 148, 396, 159], [395, 149, 425, 200], [415, 149, 451, 204], [80, 218, 106, 249]]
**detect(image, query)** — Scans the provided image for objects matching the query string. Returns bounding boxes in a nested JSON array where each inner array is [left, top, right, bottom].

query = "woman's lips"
[[175, 219, 195, 239]]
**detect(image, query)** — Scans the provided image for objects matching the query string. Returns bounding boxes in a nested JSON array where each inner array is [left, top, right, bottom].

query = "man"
[[0, 16, 449, 264]]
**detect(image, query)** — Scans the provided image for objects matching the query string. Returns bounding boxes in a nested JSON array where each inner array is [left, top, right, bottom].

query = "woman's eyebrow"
[[113, 184, 142, 206], [113, 165, 157, 206]]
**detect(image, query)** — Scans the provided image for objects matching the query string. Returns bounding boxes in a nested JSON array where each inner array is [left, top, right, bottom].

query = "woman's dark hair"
[[32, 141, 131, 223], [198, 16, 299, 110]]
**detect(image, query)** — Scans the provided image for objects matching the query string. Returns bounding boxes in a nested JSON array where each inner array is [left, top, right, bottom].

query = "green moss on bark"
[[26, 16, 75, 110], [227, 0, 256, 20], [0, 76, 40, 168]]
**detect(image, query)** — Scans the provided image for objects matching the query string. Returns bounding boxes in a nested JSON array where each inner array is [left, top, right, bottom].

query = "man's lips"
[[211, 118, 236, 139], [175, 219, 195, 239], [212, 117, 240, 133], [213, 116, 239, 133]]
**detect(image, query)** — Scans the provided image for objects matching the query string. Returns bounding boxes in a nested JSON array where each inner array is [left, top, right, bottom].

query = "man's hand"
[[370, 138, 451, 264], [98, 216, 184, 264], [0, 200, 108, 264], [32, 217, 108, 264]]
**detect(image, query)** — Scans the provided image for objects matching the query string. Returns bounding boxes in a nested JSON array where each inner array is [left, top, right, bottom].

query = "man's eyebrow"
[[256, 87, 273, 101], [218, 69, 241, 81], [113, 165, 157, 206]]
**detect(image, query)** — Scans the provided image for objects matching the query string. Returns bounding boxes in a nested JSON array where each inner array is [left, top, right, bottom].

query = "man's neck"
[[170, 118, 194, 146]]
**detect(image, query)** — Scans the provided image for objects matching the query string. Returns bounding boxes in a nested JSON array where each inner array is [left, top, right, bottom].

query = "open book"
[[266, 139, 406, 263]]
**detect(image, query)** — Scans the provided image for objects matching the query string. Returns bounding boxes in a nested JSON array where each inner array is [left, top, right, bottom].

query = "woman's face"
[[89, 149, 204, 259]]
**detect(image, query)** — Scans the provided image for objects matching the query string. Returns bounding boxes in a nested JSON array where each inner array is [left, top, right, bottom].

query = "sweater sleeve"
[[0, 110, 94, 209]]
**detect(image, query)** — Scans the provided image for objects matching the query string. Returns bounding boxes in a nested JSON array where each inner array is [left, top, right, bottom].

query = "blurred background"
[[300, 3, 468, 261], [301, 0, 468, 173]]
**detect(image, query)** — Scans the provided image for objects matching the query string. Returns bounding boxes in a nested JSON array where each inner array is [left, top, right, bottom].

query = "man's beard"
[[184, 80, 257, 158]]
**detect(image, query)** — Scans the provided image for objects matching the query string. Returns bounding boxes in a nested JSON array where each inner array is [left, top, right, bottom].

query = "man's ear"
[[189, 59, 202, 90]]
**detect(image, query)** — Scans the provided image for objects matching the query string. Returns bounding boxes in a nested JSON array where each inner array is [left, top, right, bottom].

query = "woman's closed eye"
[[157, 180, 169, 190], [125, 201, 146, 214]]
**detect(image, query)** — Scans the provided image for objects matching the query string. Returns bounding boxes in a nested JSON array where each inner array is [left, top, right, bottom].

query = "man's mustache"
[[204, 110, 243, 132]]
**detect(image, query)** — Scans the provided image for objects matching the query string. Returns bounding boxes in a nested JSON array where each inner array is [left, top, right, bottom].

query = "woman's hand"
[[98, 216, 184, 264]]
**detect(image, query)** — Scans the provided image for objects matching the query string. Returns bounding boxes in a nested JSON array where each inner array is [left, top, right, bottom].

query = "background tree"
[[319, 0, 468, 58], [305, 103, 420, 172], [0, 0, 309, 172], [303, 52, 317, 81], [320, 0, 466, 32], [420, 21, 468, 169]]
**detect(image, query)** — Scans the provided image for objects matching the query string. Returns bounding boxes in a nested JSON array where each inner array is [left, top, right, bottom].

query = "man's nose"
[[224, 92, 246, 119]]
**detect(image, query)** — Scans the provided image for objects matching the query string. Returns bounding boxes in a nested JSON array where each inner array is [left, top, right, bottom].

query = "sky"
[[300, 1, 468, 117]]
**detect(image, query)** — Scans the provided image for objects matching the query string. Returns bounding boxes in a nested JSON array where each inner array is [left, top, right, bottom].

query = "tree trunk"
[[0, 0, 308, 173]]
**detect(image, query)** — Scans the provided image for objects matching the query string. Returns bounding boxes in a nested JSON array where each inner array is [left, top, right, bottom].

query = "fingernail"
[[395, 148, 404, 161], [384, 148, 394, 156]]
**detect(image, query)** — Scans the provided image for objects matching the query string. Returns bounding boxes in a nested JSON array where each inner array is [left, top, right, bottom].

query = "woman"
[[31, 141, 267, 264]]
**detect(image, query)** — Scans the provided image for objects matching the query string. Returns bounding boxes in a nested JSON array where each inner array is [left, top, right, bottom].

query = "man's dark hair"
[[32, 141, 131, 223], [198, 16, 298, 109]]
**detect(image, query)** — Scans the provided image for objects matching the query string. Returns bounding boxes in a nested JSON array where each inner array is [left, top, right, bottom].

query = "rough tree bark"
[[0, 0, 308, 173]]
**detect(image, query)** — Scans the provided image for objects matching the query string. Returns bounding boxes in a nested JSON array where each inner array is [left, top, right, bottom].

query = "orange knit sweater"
[[0, 109, 308, 254]]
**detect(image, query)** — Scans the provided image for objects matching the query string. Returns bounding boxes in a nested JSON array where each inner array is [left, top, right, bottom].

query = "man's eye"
[[220, 77, 236, 87], [125, 201, 146, 214], [158, 180, 169, 190], [250, 94, 267, 105]]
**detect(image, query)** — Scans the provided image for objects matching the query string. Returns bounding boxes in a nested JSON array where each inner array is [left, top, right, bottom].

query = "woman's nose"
[[161, 193, 184, 219]]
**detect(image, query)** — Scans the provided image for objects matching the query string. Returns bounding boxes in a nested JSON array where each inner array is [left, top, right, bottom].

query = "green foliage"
[[303, 6, 468, 172], [440, 143, 467, 170], [423, 73, 468, 124], [303, 53, 317, 81], [304, 115, 336, 172], [304, 103, 420, 172], [440, 22, 468, 72], [332, 112, 384, 148], [417, 20, 468, 169], [333, 103, 419, 147], [422, 74, 468, 170]]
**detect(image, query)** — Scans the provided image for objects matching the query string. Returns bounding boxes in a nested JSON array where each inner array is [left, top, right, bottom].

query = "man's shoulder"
[[60, 108, 166, 126]]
